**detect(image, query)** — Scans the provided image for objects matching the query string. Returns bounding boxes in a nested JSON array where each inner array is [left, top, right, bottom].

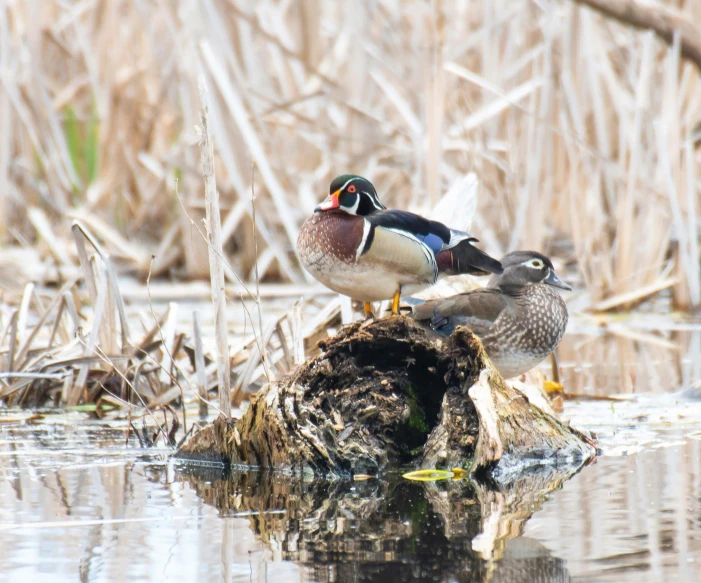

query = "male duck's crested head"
[[315, 174, 385, 216]]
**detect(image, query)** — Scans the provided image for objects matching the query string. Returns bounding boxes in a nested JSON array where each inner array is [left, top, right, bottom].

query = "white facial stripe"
[[361, 190, 383, 210], [356, 219, 372, 260], [339, 177, 355, 192], [347, 194, 360, 214]]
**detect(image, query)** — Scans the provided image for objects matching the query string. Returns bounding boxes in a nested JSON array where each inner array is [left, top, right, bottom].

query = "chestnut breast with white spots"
[[297, 211, 437, 302]]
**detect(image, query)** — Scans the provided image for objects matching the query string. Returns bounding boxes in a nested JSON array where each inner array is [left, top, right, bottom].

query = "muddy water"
[[1, 327, 701, 582]]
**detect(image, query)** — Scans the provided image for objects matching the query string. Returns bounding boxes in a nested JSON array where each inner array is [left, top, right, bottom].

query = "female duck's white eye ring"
[[527, 259, 544, 268]]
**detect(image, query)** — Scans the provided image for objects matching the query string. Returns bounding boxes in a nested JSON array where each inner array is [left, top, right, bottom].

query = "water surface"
[[1, 398, 700, 582], [2, 322, 701, 582]]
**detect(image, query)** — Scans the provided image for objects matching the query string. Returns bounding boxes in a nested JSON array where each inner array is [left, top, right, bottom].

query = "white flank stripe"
[[356, 219, 372, 261]]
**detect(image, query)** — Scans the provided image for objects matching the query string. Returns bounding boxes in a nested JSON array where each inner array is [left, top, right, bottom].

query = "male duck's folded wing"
[[366, 209, 452, 254], [366, 210, 502, 275]]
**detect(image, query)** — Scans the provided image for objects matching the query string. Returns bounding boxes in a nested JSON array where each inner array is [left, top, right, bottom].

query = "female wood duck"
[[409, 251, 571, 379], [297, 175, 503, 317]]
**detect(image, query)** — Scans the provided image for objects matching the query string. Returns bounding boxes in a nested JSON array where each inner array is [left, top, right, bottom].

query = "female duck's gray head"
[[489, 251, 572, 291], [315, 175, 386, 216]]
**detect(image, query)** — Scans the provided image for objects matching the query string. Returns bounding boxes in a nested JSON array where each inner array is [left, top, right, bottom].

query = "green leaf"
[[66, 404, 116, 412], [85, 106, 99, 184]]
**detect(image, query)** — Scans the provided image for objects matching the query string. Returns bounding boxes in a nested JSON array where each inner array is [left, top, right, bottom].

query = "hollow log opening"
[[308, 317, 480, 462]]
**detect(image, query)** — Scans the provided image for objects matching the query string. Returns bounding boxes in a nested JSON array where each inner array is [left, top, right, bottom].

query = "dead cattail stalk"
[[198, 76, 231, 418], [248, 164, 272, 384], [193, 309, 208, 419], [6, 311, 18, 383]]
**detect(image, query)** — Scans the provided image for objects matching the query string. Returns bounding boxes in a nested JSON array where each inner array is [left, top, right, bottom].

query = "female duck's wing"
[[410, 289, 509, 337]]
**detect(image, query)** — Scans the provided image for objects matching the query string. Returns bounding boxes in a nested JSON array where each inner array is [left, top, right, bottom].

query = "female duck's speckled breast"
[[478, 285, 568, 379]]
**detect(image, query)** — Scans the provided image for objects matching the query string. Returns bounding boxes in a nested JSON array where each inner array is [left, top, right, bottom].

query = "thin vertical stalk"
[[198, 76, 231, 418], [193, 310, 208, 419]]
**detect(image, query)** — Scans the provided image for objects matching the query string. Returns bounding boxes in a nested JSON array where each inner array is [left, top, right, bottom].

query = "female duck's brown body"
[[297, 175, 503, 314], [409, 251, 571, 378]]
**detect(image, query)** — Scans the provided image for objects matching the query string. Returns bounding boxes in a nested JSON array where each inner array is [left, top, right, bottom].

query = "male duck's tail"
[[436, 240, 503, 276]]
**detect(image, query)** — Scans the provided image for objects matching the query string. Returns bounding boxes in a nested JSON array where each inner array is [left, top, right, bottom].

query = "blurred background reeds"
[[2, 0, 700, 305], [1, 0, 701, 407]]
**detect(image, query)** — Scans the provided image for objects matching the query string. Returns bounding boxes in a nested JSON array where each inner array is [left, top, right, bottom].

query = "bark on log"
[[178, 317, 595, 478]]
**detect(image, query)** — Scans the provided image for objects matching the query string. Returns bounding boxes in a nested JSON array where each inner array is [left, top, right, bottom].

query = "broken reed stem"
[[250, 164, 272, 381], [198, 75, 231, 418], [7, 311, 18, 384], [193, 309, 208, 419]]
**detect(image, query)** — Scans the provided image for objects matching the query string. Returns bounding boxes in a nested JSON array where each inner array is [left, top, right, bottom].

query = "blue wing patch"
[[418, 232, 445, 254]]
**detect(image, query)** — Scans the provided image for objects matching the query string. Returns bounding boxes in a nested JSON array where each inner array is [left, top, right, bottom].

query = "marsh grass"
[[1, 1, 701, 409], [0, 219, 312, 409], [1, 0, 699, 308]]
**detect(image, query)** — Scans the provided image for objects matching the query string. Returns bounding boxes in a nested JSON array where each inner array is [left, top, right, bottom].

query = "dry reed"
[[0, 219, 325, 408], [0, 0, 699, 311], [2, 0, 701, 410]]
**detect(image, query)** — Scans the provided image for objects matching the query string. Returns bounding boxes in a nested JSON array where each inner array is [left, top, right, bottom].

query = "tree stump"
[[178, 316, 595, 477]]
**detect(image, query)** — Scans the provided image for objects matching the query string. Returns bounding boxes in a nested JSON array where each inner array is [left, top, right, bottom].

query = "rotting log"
[[177, 317, 596, 477]]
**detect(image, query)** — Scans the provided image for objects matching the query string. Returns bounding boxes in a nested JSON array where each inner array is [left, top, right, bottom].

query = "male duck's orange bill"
[[315, 190, 340, 212]]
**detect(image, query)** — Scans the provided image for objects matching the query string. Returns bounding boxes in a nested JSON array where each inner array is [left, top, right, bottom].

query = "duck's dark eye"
[[347, 184, 357, 193]]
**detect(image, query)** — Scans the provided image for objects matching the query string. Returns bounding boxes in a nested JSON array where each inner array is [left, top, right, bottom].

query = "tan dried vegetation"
[[1, 0, 700, 410]]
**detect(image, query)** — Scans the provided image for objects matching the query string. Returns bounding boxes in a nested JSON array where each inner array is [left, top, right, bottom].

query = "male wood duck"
[[297, 175, 503, 317], [408, 251, 571, 379]]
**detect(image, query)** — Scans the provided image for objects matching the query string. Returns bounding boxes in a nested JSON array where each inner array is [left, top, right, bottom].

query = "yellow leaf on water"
[[402, 469, 455, 482]]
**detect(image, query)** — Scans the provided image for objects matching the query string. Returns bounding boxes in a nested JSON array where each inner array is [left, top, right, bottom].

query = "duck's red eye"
[[347, 184, 357, 193]]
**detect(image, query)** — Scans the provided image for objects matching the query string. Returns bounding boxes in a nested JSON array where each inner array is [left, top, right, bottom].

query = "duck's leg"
[[544, 350, 564, 393], [391, 288, 401, 315], [363, 302, 375, 319]]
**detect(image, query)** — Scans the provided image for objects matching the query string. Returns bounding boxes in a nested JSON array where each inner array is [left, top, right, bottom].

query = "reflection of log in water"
[[178, 465, 577, 583], [179, 317, 595, 477]]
